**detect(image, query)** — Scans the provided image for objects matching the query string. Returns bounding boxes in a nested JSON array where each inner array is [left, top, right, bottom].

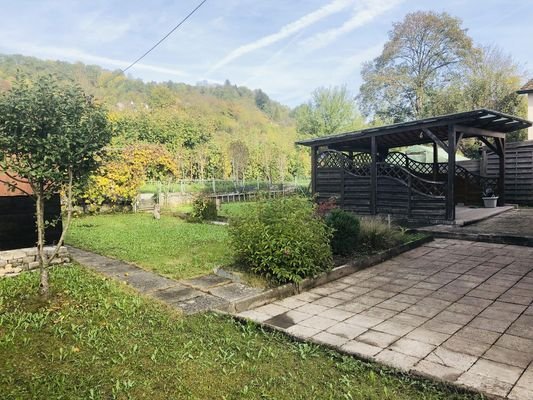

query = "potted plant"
[[482, 187, 498, 208]]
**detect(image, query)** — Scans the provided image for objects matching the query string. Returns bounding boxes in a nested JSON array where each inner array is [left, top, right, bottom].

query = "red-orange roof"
[[0, 173, 33, 196]]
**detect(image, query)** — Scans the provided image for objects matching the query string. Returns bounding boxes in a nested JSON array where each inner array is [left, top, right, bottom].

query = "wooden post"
[[340, 167, 345, 208], [311, 146, 318, 196], [370, 136, 377, 215], [433, 141, 438, 180], [480, 149, 487, 177], [497, 137, 506, 206], [446, 124, 456, 221]]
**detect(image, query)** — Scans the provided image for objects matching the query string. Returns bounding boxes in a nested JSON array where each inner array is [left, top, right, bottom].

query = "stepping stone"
[[151, 285, 202, 304], [182, 274, 231, 290], [209, 282, 263, 302], [122, 271, 178, 293], [175, 294, 230, 315]]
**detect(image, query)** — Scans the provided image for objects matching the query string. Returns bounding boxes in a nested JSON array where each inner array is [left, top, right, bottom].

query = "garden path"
[[68, 247, 263, 314], [238, 239, 533, 400]]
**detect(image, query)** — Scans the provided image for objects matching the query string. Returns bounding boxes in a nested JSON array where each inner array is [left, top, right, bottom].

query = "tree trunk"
[[36, 187, 49, 297]]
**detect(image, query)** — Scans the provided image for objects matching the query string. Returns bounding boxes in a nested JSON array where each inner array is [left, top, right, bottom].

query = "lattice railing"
[[317, 150, 445, 198], [317, 151, 351, 169], [377, 163, 445, 197], [385, 152, 499, 194]]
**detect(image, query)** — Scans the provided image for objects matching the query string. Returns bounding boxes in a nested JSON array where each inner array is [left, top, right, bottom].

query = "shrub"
[[191, 196, 218, 221], [357, 217, 404, 252], [315, 196, 338, 218], [325, 209, 360, 256], [229, 196, 332, 283]]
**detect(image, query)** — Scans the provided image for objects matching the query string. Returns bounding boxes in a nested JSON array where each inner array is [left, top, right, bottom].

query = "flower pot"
[[482, 196, 498, 208]]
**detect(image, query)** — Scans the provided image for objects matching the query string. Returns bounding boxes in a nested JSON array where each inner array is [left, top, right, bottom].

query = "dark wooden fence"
[[315, 152, 446, 222], [0, 195, 62, 251], [485, 140, 533, 206]]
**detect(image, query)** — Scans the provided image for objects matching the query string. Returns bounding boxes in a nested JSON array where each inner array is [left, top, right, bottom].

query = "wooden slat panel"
[[485, 140, 533, 205]]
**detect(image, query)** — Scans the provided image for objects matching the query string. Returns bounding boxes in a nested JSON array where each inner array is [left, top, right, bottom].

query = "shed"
[[296, 109, 531, 223], [0, 172, 62, 251]]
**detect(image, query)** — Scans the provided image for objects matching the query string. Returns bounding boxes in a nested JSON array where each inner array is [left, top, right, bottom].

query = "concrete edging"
[[229, 235, 433, 313]]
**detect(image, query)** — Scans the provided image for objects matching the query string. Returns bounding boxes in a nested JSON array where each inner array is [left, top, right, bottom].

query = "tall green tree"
[[430, 45, 527, 156], [359, 11, 474, 122], [431, 45, 526, 117], [0, 74, 111, 295], [296, 85, 364, 136]]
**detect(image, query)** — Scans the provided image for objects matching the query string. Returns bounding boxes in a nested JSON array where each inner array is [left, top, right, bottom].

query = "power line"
[[121, 0, 208, 74]]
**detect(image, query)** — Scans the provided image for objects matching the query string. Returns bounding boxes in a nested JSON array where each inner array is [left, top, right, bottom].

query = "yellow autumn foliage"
[[84, 144, 178, 207]]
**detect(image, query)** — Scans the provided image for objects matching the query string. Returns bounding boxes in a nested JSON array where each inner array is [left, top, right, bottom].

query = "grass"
[[66, 213, 231, 280], [0, 266, 482, 400], [172, 201, 253, 219]]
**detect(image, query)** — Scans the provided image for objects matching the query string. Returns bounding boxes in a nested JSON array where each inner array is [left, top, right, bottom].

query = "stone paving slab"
[[68, 247, 264, 314], [237, 239, 533, 400]]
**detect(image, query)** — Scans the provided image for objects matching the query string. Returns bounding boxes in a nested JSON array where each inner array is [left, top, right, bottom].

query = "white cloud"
[[207, 0, 356, 73], [301, 0, 403, 51], [79, 13, 134, 43], [334, 41, 384, 79]]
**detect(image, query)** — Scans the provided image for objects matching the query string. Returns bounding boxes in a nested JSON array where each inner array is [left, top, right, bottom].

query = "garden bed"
[[221, 234, 432, 313]]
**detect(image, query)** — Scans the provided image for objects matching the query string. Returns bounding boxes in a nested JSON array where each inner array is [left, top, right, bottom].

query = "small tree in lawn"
[[0, 74, 111, 296]]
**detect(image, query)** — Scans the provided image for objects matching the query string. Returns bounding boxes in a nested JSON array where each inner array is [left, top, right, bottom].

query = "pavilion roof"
[[296, 109, 531, 152]]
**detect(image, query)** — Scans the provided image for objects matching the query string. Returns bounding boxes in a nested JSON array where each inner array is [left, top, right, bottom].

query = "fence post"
[[212, 178, 216, 194]]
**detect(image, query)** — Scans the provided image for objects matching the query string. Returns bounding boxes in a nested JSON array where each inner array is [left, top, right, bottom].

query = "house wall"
[[0, 172, 33, 196]]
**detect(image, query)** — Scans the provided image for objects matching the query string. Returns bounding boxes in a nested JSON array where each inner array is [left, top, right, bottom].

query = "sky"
[[0, 0, 532, 106]]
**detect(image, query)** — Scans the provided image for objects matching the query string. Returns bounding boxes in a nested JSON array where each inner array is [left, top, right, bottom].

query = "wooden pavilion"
[[297, 109, 532, 223]]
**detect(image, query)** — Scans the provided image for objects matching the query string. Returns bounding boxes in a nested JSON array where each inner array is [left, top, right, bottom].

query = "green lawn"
[[173, 201, 254, 218], [0, 266, 481, 400], [66, 213, 231, 280]]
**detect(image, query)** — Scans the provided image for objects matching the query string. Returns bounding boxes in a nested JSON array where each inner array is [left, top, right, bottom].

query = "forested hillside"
[[0, 54, 308, 188]]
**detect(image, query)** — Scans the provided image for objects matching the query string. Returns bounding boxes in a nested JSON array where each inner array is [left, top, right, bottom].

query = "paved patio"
[[420, 208, 533, 246], [238, 239, 533, 399]]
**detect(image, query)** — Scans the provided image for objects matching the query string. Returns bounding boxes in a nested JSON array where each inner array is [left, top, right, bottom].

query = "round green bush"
[[191, 196, 217, 221], [228, 196, 332, 283], [325, 209, 360, 256]]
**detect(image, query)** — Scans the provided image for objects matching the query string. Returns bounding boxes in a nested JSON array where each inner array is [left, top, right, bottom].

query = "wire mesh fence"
[[140, 178, 310, 196]]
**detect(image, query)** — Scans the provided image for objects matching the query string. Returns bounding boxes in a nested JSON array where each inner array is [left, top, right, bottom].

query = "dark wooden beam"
[[433, 141, 438, 181], [311, 146, 318, 196], [495, 136, 504, 157], [479, 137, 499, 155], [446, 124, 456, 221], [476, 115, 505, 128], [456, 132, 464, 148], [497, 137, 505, 206], [370, 136, 377, 215], [422, 128, 449, 153], [455, 125, 505, 139]]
